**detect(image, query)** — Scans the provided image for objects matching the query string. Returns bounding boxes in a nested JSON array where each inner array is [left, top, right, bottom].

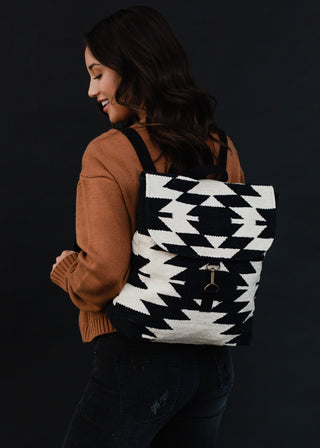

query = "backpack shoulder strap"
[[118, 127, 157, 172]]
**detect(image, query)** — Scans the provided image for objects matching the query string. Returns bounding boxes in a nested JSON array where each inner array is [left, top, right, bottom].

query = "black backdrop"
[[2, 1, 319, 446]]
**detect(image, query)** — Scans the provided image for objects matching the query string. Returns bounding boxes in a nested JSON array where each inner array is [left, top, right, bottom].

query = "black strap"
[[118, 127, 157, 172]]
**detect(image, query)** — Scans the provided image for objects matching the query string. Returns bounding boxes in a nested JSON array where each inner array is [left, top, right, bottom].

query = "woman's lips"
[[102, 102, 110, 112]]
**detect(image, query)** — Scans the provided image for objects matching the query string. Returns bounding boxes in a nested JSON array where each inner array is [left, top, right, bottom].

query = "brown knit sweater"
[[50, 123, 245, 343]]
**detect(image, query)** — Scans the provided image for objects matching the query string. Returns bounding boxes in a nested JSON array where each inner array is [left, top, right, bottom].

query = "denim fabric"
[[61, 331, 235, 448]]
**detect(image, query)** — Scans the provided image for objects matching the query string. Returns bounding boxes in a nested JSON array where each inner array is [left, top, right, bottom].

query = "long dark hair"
[[84, 5, 229, 175]]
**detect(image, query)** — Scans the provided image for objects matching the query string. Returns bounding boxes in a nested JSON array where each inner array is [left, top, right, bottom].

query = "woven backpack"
[[105, 127, 279, 346]]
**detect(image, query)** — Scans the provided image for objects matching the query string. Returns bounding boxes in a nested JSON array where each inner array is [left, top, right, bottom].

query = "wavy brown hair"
[[84, 5, 230, 176]]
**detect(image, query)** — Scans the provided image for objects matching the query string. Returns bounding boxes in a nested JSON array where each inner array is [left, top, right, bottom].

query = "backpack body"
[[106, 128, 279, 346]]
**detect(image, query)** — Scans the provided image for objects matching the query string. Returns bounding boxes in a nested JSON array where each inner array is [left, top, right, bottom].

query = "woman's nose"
[[88, 79, 98, 98]]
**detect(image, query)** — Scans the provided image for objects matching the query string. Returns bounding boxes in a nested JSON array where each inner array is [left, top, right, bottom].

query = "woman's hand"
[[51, 250, 78, 275]]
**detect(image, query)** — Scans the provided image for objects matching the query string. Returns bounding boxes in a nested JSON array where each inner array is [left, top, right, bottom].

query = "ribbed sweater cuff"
[[78, 311, 118, 343], [50, 252, 79, 292]]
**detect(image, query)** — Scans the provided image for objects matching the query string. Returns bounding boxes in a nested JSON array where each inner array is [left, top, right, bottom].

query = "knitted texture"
[[106, 172, 278, 346]]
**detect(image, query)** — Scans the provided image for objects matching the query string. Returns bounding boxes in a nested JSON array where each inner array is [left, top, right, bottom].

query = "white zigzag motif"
[[146, 174, 182, 200], [143, 310, 239, 345], [235, 260, 263, 322], [150, 199, 200, 250], [112, 232, 186, 314], [230, 206, 273, 252], [158, 200, 199, 234], [187, 179, 237, 206], [242, 185, 276, 209], [231, 207, 266, 236], [192, 240, 240, 258], [148, 230, 185, 251]]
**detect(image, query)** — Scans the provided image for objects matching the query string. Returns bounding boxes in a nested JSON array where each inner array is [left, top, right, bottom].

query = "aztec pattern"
[[106, 172, 278, 346]]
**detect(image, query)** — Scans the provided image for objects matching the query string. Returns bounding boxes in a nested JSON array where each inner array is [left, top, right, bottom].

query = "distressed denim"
[[61, 331, 235, 448]]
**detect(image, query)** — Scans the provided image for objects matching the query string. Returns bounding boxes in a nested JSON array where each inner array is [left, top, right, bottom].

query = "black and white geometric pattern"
[[106, 172, 278, 346]]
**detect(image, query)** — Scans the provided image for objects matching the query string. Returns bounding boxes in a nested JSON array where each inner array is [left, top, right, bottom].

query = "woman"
[[50, 5, 245, 447]]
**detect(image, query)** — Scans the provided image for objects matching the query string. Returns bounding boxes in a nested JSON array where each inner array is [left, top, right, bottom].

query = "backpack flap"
[[140, 171, 277, 263]]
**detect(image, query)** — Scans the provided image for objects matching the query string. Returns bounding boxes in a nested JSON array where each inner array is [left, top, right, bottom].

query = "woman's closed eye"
[[93, 74, 102, 80]]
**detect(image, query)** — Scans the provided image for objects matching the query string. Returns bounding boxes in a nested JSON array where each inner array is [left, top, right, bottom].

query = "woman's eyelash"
[[93, 75, 102, 80]]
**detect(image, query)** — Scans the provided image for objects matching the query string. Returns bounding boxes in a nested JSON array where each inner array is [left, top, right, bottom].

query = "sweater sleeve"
[[50, 139, 132, 312]]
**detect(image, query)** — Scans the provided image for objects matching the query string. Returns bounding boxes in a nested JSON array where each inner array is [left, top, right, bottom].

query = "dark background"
[[2, 0, 319, 446]]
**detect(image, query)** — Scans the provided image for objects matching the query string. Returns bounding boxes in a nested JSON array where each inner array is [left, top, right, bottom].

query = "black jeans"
[[61, 331, 235, 448]]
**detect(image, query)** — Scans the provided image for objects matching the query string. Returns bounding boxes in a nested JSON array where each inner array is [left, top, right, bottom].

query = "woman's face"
[[84, 46, 134, 123]]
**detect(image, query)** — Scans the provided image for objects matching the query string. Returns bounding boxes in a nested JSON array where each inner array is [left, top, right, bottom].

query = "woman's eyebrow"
[[88, 63, 101, 70]]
